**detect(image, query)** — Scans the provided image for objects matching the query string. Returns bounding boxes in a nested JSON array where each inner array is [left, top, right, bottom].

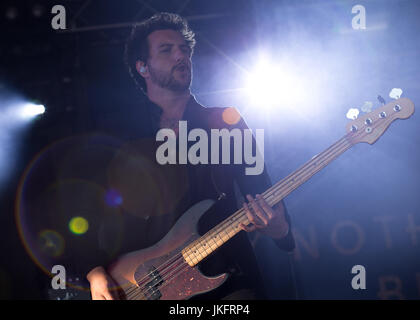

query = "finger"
[[244, 198, 266, 228], [256, 194, 275, 220], [246, 194, 268, 227], [91, 292, 106, 300], [104, 291, 115, 300], [239, 222, 257, 233], [242, 202, 261, 228]]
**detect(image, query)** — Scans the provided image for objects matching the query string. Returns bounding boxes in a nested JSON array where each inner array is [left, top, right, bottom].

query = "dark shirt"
[[81, 94, 295, 299]]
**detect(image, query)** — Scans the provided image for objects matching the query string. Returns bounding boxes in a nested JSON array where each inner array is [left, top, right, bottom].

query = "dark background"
[[0, 0, 419, 299]]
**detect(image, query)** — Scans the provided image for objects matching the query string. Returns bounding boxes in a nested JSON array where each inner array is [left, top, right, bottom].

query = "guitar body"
[[107, 199, 229, 300]]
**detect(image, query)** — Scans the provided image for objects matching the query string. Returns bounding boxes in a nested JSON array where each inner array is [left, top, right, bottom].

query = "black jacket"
[[87, 94, 295, 299], [22, 93, 295, 299]]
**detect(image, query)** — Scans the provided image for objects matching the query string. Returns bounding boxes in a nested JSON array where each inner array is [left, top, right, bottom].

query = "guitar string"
[[261, 118, 380, 204], [124, 132, 354, 299], [128, 259, 188, 300], [265, 142, 353, 205], [125, 217, 245, 300], [125, 135, 352, 299], [125, 206, 250, 299], [125, 203, 256, 299], [124, 196, 254, 297], [124, 252, 185, 297], [130, 214, 251, 299], [127, 255, 185, 297], [124, 208, 240, 297], [124, 116, 385, 299], [262, 137, 352, 203], [126, 135, 353, 300], [125, 131, 356, 299], [128, 257, 187, 300], [172, 134, 354, 264], [134, 250, 185, 287]]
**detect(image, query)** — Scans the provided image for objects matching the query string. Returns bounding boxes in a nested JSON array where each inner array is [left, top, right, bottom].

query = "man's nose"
[[173, 46, 189, 63]]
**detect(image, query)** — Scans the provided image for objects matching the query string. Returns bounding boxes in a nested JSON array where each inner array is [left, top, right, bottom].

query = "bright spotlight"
[[21, 103, 45, 119], [245, 60, 307, 110]]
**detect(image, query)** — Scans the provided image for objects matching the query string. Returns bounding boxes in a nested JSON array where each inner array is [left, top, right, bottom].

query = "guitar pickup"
[[144, 266, 163, 300]]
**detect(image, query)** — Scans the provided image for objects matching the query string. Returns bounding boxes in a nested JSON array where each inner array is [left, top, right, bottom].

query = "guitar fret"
[[226, 225, 235, 237], [222, 228, 230, 242], [212, 230, 225, 246], [205, 234, 218, 251], [199, 239, 211, 255], [189, 252, 198, 265], [196, 245, 206, 259], [189, 246, 203, 265]]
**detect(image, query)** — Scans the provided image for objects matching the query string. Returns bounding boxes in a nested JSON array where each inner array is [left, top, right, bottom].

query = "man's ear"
[[135, 61, 148, 78]]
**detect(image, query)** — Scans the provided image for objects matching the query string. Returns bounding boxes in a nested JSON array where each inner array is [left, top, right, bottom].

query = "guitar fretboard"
[[182, 134, 354, 267]]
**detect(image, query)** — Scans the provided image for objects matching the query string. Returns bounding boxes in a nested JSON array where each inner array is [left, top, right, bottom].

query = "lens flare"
[[104, 189, 123, 207], [222, 107, 241, 125], [38, 230, 65, 257], [15, 133, 125, 292], [68, 217, 89, 235]]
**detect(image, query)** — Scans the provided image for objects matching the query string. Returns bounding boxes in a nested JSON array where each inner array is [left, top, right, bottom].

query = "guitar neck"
[[182, 134, 354, 267]]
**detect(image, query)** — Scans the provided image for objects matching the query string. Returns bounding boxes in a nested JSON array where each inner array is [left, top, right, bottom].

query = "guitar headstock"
[[345, 97, 415, 145]]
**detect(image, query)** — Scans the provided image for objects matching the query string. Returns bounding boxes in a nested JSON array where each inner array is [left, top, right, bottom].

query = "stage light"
[[5, 7, 18, 21], [244, 59, 307, 111], [20, 103, 45, 119], [0, 95, 47, 190], [32, 4, 44, 18]]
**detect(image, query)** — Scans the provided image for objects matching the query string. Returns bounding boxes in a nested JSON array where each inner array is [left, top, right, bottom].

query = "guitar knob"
[[365, 118, 372, 125]]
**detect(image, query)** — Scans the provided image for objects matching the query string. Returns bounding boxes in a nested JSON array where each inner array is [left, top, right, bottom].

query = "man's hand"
[[239, 194, 289, 239], [87, 266, 119, 300]]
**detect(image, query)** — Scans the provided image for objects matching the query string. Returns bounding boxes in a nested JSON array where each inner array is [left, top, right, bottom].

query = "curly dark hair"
[[124, 12, 196, 93]]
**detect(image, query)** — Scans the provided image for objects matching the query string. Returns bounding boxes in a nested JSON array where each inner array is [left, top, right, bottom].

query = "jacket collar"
[[145, 93, 208, 134]]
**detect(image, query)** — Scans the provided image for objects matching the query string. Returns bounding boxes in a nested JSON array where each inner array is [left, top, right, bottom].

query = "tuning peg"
[[389, 88, 403, 99], [361, 101, 373, 113], [377, 95, 386, 105]]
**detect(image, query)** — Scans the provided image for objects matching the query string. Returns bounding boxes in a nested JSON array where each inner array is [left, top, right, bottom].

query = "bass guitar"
[[106, 97, 414, 300]]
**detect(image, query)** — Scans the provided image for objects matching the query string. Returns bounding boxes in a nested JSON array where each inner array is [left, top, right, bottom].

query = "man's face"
[[145, 29, 192, 92]]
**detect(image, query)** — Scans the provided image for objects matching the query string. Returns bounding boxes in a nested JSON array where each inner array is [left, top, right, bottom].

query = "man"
[[86, 12, 294, 300]]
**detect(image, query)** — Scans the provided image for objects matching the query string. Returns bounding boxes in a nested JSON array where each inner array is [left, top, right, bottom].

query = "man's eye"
[[161, 49, 171, 53]]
